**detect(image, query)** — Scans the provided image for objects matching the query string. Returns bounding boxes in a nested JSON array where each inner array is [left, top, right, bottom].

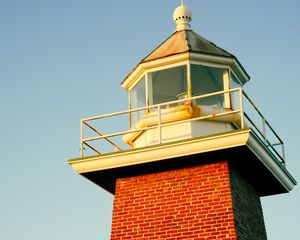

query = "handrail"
[[244, 112, 285, 164], [83, 109, 242, 143], [81, 88, 241, 122], [242, 91, 285, 164], [79, 87, 286, 166], [242, 91, 284, 144]]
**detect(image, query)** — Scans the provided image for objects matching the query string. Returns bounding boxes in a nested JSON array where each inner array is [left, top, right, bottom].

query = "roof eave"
[[189, 52, 250, 85], [121, 51, 250, 90]]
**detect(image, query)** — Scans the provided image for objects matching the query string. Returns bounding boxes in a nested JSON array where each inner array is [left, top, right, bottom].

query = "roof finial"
[[173, 1, 192, 31]]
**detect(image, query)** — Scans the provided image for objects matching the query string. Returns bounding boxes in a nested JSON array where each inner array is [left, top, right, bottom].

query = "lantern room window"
[[229, 71, 242, 109], [149, 65, 188, 105], [191, 64, 228, 107], [130, 77, 146, 125], [230, 71, 241, 89]]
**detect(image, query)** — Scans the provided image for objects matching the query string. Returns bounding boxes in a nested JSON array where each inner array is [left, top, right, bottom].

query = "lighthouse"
[[68, 2, 296, 239]]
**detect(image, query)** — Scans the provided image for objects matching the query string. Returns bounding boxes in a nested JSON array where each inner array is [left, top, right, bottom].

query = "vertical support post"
[[145, 71, 149, 113], [147, 72, 153, 112], [239, 88, 244, 129], [223, 70, 231, 108], [187, 63, 192, 104], [158, 105, 162, 144], [128, 90, 132, 127], [262, 118, 267, 143], [80, 120, 84, 157], [282, 143, 286, 166]]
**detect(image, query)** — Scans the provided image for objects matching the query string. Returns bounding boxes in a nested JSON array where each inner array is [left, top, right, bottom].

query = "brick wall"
[[110, 160, 267, 240], [111, 161, 237, 239]]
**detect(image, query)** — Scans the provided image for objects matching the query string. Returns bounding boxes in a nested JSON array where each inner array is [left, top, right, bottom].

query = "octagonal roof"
[[142, 30, 234, 62]]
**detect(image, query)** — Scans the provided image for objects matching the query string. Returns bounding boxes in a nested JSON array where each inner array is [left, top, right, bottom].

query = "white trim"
[[187, 62, 191, 98], [70, 129, 250, 173], [144, 61, 189, 75], [128, 74, 146, 91], [128, 89, 131, 126], [145, 71, 150, 111], [223, 70, 231, 108], [189, 60, 229, 69]]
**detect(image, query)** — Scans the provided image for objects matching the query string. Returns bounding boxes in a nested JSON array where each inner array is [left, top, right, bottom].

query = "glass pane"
[[151, 66, 187, 106], [230, 72, 241, 89], [230, 72, 241, 110], [191, 64, 225, 107], [130, 77, 146, 125]]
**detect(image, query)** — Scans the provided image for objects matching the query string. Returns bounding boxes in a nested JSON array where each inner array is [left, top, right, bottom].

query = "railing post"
[[239, 88, 244, 129], [158, 105, 162, 144], [282, 143, 286, 166], [80, 120, 84, 157], [262, 118, 267, 143]]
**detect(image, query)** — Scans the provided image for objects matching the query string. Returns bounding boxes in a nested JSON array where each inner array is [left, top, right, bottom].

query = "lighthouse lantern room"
[[120, 3, 250, 148]]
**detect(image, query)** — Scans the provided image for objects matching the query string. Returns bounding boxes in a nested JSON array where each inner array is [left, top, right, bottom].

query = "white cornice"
[[70, 129, 250, 173]]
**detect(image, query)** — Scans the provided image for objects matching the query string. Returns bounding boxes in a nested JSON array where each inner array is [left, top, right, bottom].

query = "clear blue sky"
[[0, 0, 299, 239]]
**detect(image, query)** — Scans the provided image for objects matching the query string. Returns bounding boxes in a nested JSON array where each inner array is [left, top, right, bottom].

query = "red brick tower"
[[69, 3, 296, 240]]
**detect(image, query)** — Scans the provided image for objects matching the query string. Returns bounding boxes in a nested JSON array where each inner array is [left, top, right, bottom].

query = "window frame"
[[189, 61, 233, 108], [148, 64, 189, 106], [128, 75, 146, 126]]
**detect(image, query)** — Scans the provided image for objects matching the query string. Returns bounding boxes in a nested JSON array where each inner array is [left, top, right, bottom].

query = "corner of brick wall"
[[229, 162, 267, 240]]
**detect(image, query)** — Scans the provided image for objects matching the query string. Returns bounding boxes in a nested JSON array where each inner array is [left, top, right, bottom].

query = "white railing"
[[79, 88, 285, 166]]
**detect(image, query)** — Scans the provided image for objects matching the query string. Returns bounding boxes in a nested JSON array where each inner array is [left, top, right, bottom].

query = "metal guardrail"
[[242, 91, 285, 165], [79, 88, 285, 166]]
